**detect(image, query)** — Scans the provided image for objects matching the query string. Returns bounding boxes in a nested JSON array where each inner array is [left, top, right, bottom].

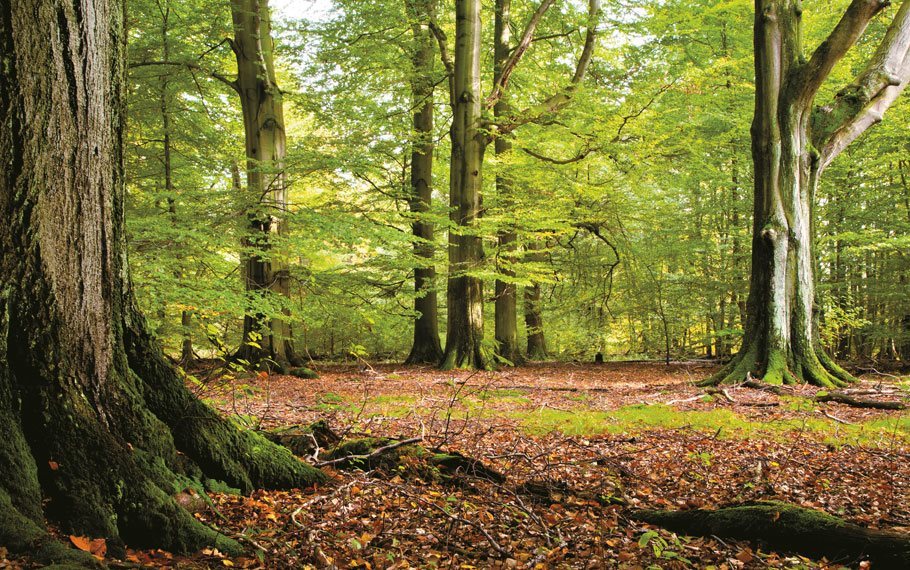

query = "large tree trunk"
[[493, 0, 525, 366], [705, 0, 910, 387], [404, 0, 444, 365], [231, 0, 300, 369], [0, 2, 322, 564], [441, 0, 489, 370]]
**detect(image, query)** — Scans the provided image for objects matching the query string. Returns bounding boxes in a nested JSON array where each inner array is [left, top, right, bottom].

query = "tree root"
[[815, 391, 907, 410], [632, 501, 910, 568], [699, 341, 856, 388]]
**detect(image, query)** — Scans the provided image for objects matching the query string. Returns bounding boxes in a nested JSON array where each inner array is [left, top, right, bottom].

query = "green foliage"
[[124, 0, 909, 363]]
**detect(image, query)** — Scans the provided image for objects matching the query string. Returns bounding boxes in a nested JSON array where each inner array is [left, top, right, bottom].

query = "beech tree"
[[0, 0, 322, 563], [439, 0, 600, 369], [231, 0, 302, 367], [706, 0, 910, 386], [404, 0, 445, 364]]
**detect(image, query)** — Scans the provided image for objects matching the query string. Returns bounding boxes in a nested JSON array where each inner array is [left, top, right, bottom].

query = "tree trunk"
[[524, 240, 548, 360], [0, 2, 323, 563], [493, 0, 524, 366], [156, 6, 195, 366], [231, 0, 300, 368], [704, 0, 910, 387], [404, 0, 444, 365], [441, 0, 489, 370]]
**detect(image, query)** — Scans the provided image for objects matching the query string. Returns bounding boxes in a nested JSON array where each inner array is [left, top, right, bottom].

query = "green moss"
[[288, 367, 319, 379], [513, 403, 910, 445]]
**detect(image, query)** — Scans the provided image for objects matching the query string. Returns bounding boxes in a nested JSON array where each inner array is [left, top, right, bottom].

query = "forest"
[[0, 0, 909, 568]]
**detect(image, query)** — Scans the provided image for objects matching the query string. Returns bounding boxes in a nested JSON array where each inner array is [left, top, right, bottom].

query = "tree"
[[0, 1, 322, 563], [231, 0, 301, 367], [404, 0, 445, 364], [706, 0, 910, 386], [440, 0, 600, 369]]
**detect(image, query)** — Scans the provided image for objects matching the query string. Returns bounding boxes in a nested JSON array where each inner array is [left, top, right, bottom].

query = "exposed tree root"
[[632, 501, 910, 568], [698, 341, 856, 388]]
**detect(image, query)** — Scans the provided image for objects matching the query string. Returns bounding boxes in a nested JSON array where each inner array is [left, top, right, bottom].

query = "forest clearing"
[[2, 0, 910, 568]]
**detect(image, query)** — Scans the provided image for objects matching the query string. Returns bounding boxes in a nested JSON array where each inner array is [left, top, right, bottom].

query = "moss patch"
[[514, 403, 910, 446]]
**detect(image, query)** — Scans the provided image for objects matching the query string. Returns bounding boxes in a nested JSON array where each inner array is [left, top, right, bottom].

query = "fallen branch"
[[705, 387, 736, 403], [632, 501, 910, 567], [822, 410, 856, 425], [315, 437, 423, 467], [741, 379, 785, 395], [815, 391, 907, 410]]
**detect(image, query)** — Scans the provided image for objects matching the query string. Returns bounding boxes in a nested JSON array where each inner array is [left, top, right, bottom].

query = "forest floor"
[[14, 362, 910, 569]]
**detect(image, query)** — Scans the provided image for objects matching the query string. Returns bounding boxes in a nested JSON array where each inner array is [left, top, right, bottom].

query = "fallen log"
[[632, 501, 910, 568], [815, 391, 907, 410]]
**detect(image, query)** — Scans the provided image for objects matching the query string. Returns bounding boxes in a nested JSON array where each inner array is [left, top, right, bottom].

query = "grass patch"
[[476, 389, 531, 404], [515, 403, 910, 446]]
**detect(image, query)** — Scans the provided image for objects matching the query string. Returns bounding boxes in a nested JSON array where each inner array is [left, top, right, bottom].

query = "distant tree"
[[0, 0, 322, 562], [706, 0, 910, 386], [439, 0, 600, 369]]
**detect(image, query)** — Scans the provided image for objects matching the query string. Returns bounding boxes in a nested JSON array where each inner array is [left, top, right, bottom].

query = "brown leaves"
[[69, 535, 106, 560]]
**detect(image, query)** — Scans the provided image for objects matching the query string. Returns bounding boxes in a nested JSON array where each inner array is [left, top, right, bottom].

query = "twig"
[[822, 410, 855, 425]]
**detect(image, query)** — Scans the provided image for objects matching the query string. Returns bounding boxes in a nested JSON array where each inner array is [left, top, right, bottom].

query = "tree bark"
[[441, 0, 489, 370], [524, 240, 548, 360], [493, 0, 525, 366], [404, 0, 444, 365], [704, 0, 910, 387], [0, 1, 323, 563], [231, 0, 300, 368]]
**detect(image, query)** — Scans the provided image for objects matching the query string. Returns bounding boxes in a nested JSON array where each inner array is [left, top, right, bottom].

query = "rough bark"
[[0, 1, 323, 563], [704, 0, 910, 387], [441, 0, 490, 370], [231, 0, 300, 368], [404, 0, 444, 365], [493, 0, 525, 366], [634, 502, 910, 567]]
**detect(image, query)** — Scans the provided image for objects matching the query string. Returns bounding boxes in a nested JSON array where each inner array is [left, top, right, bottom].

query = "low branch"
[[427, 20, 455, 107]]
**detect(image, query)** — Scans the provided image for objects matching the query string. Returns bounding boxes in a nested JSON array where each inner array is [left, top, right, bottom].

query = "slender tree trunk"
[[231, 0, 299, 368], [705, 0, 910, 386], [156, 5, 194, 365], [492, 0, 524, 366], [441, 0, 489, 369], [0, 1, 322, 563], [524, 239, 548, 360], [404, 0, 444, 365]]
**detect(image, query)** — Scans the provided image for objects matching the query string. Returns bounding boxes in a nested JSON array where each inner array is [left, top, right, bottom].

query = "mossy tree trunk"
[[0, 1, 323, 564], [493, 0, 525, 366], [404, 0, 445, 365], [705, 0, 910, 387], [231, 0, 300, 369]]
